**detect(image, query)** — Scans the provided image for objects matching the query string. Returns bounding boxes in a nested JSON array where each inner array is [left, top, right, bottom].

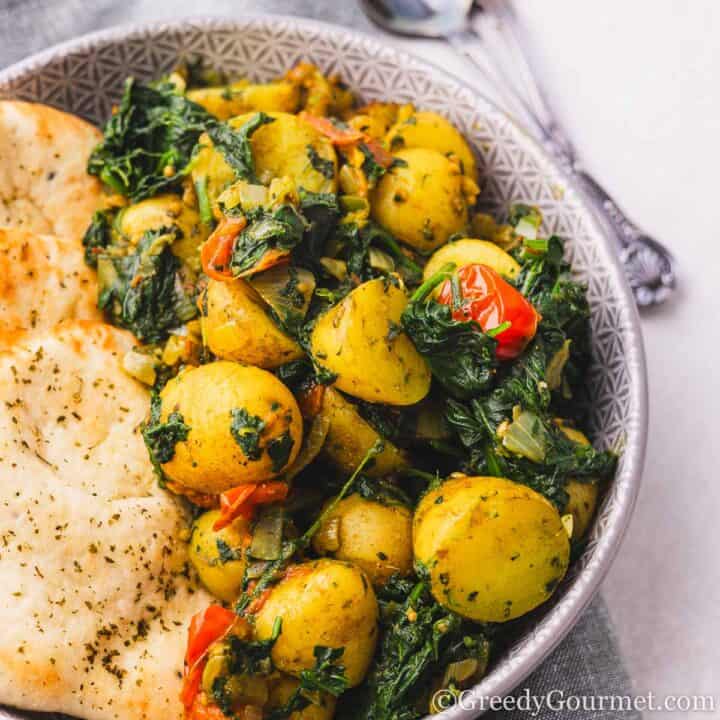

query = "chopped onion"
[[249, 505, 284, 561], [122, 348, 156, 386], [368, 247, 395, 272], [249, 264, 316, 326], [319, 257, 348, 281], [501, 409, 547, 463], [546, 339, 571, 391], [284, 411, 331, 482], [561, 513, 574, 538]]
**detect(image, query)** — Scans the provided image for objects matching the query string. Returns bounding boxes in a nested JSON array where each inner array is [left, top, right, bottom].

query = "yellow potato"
[[370, 148, 477, 252], [192, 111, 337, 211], [386, 110, 477, 179], [158, 361, 302, 494], [423, 238, 521, 283], [313, 494, 413, 586], [254, 559, 378, 686], [188, 510, 249, 601], [201, 279, 304, 368], [310, 278, 431, 405], [114, 193, 209, 271], [557, 423, 600, 540], [413, 475, 570, 623], [345, 102, 403, 140], [320, 388, 408, 478], [187, 80, 300, 120], [267, 675, 336, 720]]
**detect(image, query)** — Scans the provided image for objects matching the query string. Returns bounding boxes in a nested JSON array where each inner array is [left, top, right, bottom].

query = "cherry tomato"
[[213, 481, 290, 531], [181, 605, 238, 711], [437, 263, 540, 360], [200, 216, 247, 281]]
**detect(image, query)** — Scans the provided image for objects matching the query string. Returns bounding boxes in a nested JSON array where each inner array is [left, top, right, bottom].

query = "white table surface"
[[392, 1, 720, 715]]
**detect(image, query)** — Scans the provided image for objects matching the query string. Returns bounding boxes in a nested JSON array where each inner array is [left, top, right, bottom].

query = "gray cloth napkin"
[[0, 1, 640, 717]]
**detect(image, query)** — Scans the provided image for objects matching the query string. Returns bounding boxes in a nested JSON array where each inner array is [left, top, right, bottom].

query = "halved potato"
[[201, 279, 304, 368], [370, 148, 478, 252], [413, 475, 570, 622], [385, 110, 477, 179], [187, 80, 300, 120], [192, 111, 337, 212], [310, 277, 431, 405], [158, 361, 303, 494], [320, 388, 409, 477], [423, 237, 521, 284]]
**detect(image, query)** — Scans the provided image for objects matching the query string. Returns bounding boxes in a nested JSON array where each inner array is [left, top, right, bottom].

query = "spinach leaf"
[[402, 268, 497, 399], [346, 581, 489, 720], [82, 210, 112, 267], [229, 408, 266, 460], [306, 145, 335, 179], [230, 204, 307, 276], [142, 392, 190, 467], [206, 111, 274, 183], [96, 227, 198, 342], [269, 646, 349, 719], [298, 190, 340, 261], [267, 431, 295, 472], [88, 78, 212, 201]]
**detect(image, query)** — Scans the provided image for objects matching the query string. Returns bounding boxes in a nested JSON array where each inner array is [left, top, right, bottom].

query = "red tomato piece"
[[437, 263, 540, 360]]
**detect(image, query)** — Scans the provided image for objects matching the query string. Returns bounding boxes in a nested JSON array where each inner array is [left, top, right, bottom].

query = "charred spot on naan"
[[0, 101, 103, 238], [0, 229, 102, 348]]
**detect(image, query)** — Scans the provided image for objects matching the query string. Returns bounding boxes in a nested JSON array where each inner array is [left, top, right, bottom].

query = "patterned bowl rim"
[[0, 15, 648, 719]]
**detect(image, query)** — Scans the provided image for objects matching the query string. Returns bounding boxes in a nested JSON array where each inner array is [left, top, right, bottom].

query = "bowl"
[[0, 15, 648, 720]]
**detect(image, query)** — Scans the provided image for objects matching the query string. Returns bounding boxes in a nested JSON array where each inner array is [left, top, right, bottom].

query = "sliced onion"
[[501, 408, 547, 463], [248, 505, 284, 561], [249, 263, 316, 326], [284, 410, 331, 482]]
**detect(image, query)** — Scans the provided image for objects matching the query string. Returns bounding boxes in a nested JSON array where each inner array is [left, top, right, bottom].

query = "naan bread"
[[0, 101, 103, 238], [0, 321, 210, 720], [0, 228, 102, 349]]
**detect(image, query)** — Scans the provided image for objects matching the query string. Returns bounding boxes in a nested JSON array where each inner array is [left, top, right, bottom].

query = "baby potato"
[[254, 559, 378, 686], [370, 148, 478, 252], [423, 238, 521, 283], [192, 111, 337, 211], [320, 388, 409, 477], [313, 493, 413, 586], [189, 509, 249, 601], [114, 193, 209, 271], [557, 423, 600, 540], [201, 279, 304, 368], [310, 278, 431, 405], [158, 361, 302, 494], [386, 110, 477, 179], [187, 80, 300, 120], [267, 675, 336, 720], [413, 475, 570, 623]]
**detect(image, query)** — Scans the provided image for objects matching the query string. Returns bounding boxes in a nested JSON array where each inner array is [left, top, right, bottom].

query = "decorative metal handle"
[[451, 4, 677, 307]]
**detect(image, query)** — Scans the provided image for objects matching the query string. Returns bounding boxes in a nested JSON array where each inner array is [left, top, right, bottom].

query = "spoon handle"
[[447, 20, 676, 307]]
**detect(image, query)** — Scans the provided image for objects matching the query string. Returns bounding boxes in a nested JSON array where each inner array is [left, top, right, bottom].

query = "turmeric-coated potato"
[[370, 148, 478, 252], [413, 475, 570, 623], [423, 238, 521, 283], [158, 361, 302, 493], [557, 423, 600, 540], [201, 279, 304, 368], [192, 111, 337, 210], [320, 388, 408, 477], [187, 80, 300, 120], [189, 509, 249, 601], [114, 193, 209, 271], [385, 110, 478, 179], [267, 675, 336, 720], [254, 559, 378, 686], [310, 278, 431, 405], [313, 494, 413, 586]]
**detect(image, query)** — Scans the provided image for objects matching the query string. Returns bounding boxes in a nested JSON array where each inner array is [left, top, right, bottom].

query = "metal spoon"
[[360, 0, 676, 306]]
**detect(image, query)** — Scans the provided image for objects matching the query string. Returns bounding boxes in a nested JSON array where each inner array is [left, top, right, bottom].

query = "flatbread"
[[0, 321, 210, 720], [0, 228, 102, 349], [0, 101, 103, 238]]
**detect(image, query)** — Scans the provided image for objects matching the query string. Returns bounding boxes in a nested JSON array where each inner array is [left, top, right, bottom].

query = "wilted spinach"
[[96, 227, 198, 342], [87, 78, 211, 201]]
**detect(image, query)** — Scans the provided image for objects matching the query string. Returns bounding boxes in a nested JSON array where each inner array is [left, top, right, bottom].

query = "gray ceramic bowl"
[[0, 16, 648, 720]]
